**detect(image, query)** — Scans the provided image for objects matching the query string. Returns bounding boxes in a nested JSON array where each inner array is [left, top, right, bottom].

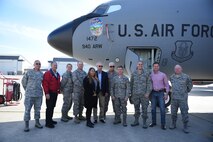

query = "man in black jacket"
[[93, 62, 109, 123]]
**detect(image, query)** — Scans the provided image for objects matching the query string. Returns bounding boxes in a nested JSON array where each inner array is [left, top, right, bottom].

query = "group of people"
[[22, 60, 192, 134]]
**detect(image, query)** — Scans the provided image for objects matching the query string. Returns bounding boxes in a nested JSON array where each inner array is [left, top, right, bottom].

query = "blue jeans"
[[151, 91, 165, 125]]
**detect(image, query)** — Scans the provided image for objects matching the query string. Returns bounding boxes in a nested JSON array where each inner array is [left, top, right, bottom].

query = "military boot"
[[131, 117, 139, 127], [74, 116, 81, 124], [142, 119, 148, 129], [61, 117, 69, 122], [78, 114, 86, 121], [35, 119, 43, 129], [66, 116, 73, 120], [24, 121, 30, 132], [183, 123, 189, 133], [113, 115, 121, 124], [169, 120, 176, 129], [123, 116, 127, 127], [61, 113, 69, 122]]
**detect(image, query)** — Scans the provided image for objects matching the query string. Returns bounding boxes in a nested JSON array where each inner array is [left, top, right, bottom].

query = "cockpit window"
[[92, 5, 109, 15], [106, 5, 121, 14], [92, 4, 121, 15]]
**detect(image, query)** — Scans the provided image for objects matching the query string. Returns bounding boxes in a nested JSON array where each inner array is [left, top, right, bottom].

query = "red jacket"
[[42, 69, 60, 95]]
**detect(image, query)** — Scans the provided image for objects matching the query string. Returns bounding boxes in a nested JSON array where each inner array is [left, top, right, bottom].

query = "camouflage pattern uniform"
[[72, 69, 87, 122], [111, 75, 130, 126], [106, 71, 117, 115], [22, 69, 43, 121], [61, 71, 73, 121], [130, 70, 152, 128], [170, 73, 193, 132]]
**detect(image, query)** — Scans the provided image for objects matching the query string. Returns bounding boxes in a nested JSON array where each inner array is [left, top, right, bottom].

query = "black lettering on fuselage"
[[151, 24, 174, 37], [134, 24, 143, 37], [211, 26, 213, 37], [151, 24, 159, 37], [118, 24, 127, 37], [166, 24, 174, 37], [181, 24, 190, 37], [192, 24, 200, 37], [201, 25, 209, 38]]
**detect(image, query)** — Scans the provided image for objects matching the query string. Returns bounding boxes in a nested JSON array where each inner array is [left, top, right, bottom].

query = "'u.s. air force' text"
[[118, 24, 213, 38]]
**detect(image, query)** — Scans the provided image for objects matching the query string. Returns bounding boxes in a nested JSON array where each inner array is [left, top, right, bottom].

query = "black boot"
[[35, 119, 43, 129], [24, 121, 30, 132], [86, 121, 94, 128]]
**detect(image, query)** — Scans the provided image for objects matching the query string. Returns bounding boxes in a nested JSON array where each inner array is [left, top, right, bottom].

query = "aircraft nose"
[[47, 22, 74, 56], [48, 13, 103, 57]]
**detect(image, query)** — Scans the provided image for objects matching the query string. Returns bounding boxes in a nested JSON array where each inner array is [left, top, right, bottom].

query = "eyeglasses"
[[35, 63, 41, 65], [110, 66, 115, 68], [98, 65, 103, 67]]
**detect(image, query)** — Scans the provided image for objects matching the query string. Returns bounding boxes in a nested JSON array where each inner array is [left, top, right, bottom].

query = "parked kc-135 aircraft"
[[47, 0, 213, 106]]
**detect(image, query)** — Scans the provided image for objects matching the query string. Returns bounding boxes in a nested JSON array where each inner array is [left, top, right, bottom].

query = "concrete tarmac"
[[0, 77, 212, 142]]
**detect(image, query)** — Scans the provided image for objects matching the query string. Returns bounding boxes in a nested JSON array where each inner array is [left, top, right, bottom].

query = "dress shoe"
[[149, 123, 156, 127], [90, 121, 94, 126], [94, 120, 98, 123], [86, 123, 94, 128], [45, 124, 55, 128], [52, 120, 57, 125], [161, 125, 166, 130], [100, 119, 106, 123]]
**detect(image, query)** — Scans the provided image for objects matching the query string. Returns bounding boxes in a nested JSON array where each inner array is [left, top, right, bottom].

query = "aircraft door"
[[134, 49, 152, 73], [125, 49, 139, 75], [125, 47, 161, 75]]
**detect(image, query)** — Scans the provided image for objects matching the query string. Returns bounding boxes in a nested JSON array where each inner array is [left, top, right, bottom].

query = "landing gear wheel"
[[165, 92, 171, 108]]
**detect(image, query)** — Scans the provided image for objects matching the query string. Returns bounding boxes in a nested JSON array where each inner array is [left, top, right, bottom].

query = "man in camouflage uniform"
[[111, 66, 130, 127], [106, 62, 117, 119], [22, 60, 43, 132], [130, 61, 152, 128], [61, 64, 74, 122], [169, 65, 193, 133], [73, 61, 87, 123]]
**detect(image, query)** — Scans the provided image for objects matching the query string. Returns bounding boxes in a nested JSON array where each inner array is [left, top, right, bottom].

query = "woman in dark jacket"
[[83, 67, 100, 128]]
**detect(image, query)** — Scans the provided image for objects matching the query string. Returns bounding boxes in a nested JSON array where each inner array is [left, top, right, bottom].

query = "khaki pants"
[[93, 92, 105, 120]]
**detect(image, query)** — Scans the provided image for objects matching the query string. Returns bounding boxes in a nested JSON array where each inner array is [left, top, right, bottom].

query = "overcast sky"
[[0, 0, 109, 67]]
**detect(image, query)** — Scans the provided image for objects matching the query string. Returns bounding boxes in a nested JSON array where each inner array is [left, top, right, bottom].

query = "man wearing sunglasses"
[[93, 62, 109, 123], [106, 62, 117, 119], [22, 60, 43, 132]]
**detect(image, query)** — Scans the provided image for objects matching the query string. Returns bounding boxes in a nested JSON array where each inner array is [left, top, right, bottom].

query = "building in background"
[[48, 57, 93, 75], [0, 55, 24, 75]]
